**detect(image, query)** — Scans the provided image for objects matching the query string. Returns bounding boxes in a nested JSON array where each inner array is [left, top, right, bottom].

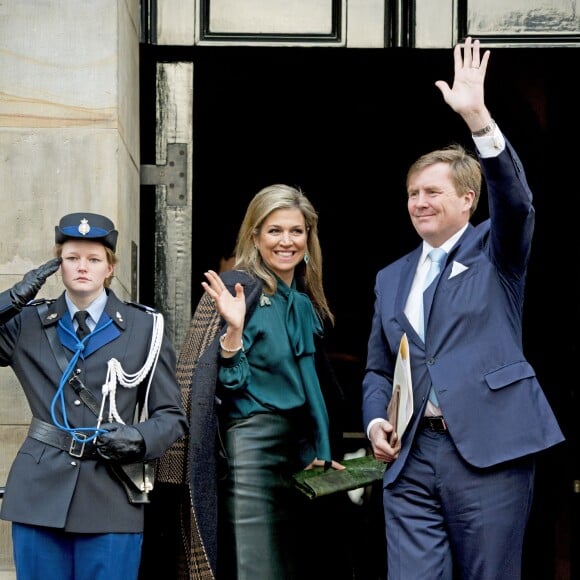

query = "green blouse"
[[218, 277, 331, 461]]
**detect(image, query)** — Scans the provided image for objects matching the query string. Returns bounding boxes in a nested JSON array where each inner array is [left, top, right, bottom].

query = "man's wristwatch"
[[471, 119, 496, 137]]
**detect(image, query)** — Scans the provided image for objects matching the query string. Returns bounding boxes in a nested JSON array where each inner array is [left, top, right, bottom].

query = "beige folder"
[[387, 333, 413, 442]]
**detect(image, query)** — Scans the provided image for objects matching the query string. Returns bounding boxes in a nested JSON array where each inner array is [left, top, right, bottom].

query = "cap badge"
[[78, 218, 91, 236]]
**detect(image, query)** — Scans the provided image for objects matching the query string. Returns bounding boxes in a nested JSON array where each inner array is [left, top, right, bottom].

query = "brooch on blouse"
[[259, 293, 271, 307]]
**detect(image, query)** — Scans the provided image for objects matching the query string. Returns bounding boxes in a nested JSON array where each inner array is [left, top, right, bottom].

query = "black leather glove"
[[10, 257, 61, 308], [96, 423, 146, 464]]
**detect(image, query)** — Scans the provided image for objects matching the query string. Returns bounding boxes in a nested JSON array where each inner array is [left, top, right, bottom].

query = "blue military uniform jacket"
[[0, 288, 187, 532]]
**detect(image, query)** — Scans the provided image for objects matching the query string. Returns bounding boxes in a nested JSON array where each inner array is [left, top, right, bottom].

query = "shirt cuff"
[[472, 124, 505, 158], [366, 417, 388, 439]]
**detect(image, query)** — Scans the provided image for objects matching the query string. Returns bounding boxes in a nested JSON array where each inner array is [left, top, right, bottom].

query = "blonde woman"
[[169, 184, 347, 579]]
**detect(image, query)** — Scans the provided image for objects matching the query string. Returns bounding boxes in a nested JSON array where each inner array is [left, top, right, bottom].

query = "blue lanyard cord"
[[50, 318, 114, 443]]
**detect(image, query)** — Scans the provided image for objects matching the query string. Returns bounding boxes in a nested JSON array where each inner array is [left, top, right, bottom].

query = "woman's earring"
[[304, 253, 309, 264]]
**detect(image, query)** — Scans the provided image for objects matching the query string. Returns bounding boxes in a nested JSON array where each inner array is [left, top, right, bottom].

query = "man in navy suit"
[[362, 38, 564, 579]]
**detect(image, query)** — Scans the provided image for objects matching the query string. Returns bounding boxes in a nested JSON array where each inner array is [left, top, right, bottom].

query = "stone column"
[[0, 0, 140, 571]]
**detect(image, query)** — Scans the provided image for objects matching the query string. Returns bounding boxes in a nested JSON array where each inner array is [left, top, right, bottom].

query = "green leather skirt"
[[218, 410, 311, 580]]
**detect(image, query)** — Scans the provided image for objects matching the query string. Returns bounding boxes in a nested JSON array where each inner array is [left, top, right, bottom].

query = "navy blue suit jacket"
[[362, 139, 564, 485]]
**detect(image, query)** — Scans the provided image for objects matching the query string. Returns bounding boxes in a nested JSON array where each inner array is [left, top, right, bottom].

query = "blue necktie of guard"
[[420, 248, 446, 406]]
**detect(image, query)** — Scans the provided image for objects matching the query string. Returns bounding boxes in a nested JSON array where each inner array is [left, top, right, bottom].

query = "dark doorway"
[[140, 44, 578, 579]]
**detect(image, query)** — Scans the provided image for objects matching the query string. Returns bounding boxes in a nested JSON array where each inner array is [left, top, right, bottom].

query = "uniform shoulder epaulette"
[[125, 301, 158, 314], [27, 298, 56, 308]]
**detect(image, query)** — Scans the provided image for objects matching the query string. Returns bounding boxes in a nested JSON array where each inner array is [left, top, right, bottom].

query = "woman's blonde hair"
[[233, 183, 334, 325]]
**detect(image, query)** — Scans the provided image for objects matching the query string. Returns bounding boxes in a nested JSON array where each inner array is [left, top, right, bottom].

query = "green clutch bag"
[[292, 454, 386, 500]]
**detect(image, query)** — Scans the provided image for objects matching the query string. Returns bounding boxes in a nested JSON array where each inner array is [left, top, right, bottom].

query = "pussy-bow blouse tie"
[[280, 283, 323, 357]]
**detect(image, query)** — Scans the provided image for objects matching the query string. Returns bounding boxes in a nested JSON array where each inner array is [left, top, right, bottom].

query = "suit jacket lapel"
[[399, 227, 474, 345], [396, 247, 422, 341]]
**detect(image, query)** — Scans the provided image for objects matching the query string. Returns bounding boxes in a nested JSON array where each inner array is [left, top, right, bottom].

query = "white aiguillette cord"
[[98, 312, 164, 426]]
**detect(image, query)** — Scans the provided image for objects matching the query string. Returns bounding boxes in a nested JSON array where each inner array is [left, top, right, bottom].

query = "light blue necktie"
[[420, 248, 446, 406]]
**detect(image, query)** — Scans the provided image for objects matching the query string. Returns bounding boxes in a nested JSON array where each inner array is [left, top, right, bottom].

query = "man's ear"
[[464, 189, 475, 210]]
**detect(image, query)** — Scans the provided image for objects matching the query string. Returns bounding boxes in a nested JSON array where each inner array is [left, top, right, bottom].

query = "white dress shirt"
[[405, 230, 464, 416]]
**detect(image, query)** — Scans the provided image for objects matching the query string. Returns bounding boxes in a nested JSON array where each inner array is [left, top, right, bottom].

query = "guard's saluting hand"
[[10, 257, 61, 309]]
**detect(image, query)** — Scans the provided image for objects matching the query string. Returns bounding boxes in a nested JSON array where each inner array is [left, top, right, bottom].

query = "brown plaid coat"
[[156, 270, 261, 579]]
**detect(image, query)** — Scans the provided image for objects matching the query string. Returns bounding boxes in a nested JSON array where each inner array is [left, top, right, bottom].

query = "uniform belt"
[[421, 416, 448, 432], [27, 417, 101, 459]]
